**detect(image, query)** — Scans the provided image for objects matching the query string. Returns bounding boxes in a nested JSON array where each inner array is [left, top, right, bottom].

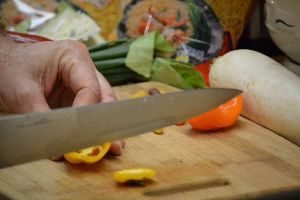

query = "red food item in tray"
[[1, 30, 51, 43]]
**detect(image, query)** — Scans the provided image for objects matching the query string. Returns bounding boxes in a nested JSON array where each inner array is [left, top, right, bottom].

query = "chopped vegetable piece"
[[175, 121, 186, 126], [131, 90, 149, 99], [153, 129, 164, 134], [64, 143, 111, 164], [175, 55, 189, 63], [113, 168, 156, 183], [148, 87, 161, 96], [187, 95, 243, 131]]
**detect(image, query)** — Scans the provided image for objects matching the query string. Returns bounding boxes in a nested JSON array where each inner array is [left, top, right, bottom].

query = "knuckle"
[[61, 40, 89, 55], [58, 40, 92, 70]]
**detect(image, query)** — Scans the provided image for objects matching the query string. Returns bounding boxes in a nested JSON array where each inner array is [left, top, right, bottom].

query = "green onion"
[[100, 66, 134, 76], [105, 73, 146, 86], [94, 58, 126, 70], [90, 43, 130, 61]]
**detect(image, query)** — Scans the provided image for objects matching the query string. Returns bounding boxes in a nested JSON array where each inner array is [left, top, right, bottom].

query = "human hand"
[[0, 38, 124, 155]]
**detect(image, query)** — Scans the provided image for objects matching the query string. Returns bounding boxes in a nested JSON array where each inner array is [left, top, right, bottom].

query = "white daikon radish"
[[209, 49, 300, 145]]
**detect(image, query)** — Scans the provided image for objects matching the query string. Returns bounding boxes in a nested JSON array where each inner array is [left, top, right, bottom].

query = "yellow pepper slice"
[[131, 90, 148, 99], [113, 168, 157, 183], [153, 128, 164, 134], [64, 142, 111, 164]]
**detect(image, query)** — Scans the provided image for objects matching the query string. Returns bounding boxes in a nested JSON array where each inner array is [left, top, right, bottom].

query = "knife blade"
[[0, 88, 241, 168]]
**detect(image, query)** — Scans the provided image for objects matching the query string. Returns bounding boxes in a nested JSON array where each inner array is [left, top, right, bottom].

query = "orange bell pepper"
[[187, 95, 243, 131]]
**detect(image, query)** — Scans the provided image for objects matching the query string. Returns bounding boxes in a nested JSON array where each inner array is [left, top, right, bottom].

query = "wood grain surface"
[[0, 82, 299, 200]]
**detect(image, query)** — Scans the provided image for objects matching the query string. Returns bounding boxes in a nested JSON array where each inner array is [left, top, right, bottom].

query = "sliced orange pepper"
[[187, 95, 243, 131], [64, 143, 111, 164]]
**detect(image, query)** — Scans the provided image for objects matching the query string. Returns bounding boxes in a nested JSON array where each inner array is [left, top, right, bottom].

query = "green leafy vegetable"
[[154, 32, 174, 53], [151, 58, 206, 89], [125, 31, 175, 78], [169, 60, 206, 88], [151, 58, 190, 89], [125, 32, 156, 78]]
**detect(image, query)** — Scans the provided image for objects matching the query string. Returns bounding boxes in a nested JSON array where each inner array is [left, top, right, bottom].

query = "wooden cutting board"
[[0, 81, 299, 200]]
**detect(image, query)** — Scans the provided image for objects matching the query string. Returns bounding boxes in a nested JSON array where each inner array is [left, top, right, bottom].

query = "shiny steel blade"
[[0, 88, 241, 168]]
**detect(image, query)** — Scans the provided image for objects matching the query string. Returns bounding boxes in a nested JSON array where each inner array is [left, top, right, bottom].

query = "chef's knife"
[[0, 88, 241, 168]]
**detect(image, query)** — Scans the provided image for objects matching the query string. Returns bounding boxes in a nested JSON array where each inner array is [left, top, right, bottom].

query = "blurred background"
[[1, 0, 277, 53], [0, 0, 287, 87]]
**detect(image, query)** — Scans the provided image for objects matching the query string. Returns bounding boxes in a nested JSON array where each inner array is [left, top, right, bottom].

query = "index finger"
[[95, 71, 117, 103], [58, 41, 102, 107]]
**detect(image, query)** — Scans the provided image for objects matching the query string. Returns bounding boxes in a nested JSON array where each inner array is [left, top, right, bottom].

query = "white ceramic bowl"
[[265, 0, 300, 64]]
